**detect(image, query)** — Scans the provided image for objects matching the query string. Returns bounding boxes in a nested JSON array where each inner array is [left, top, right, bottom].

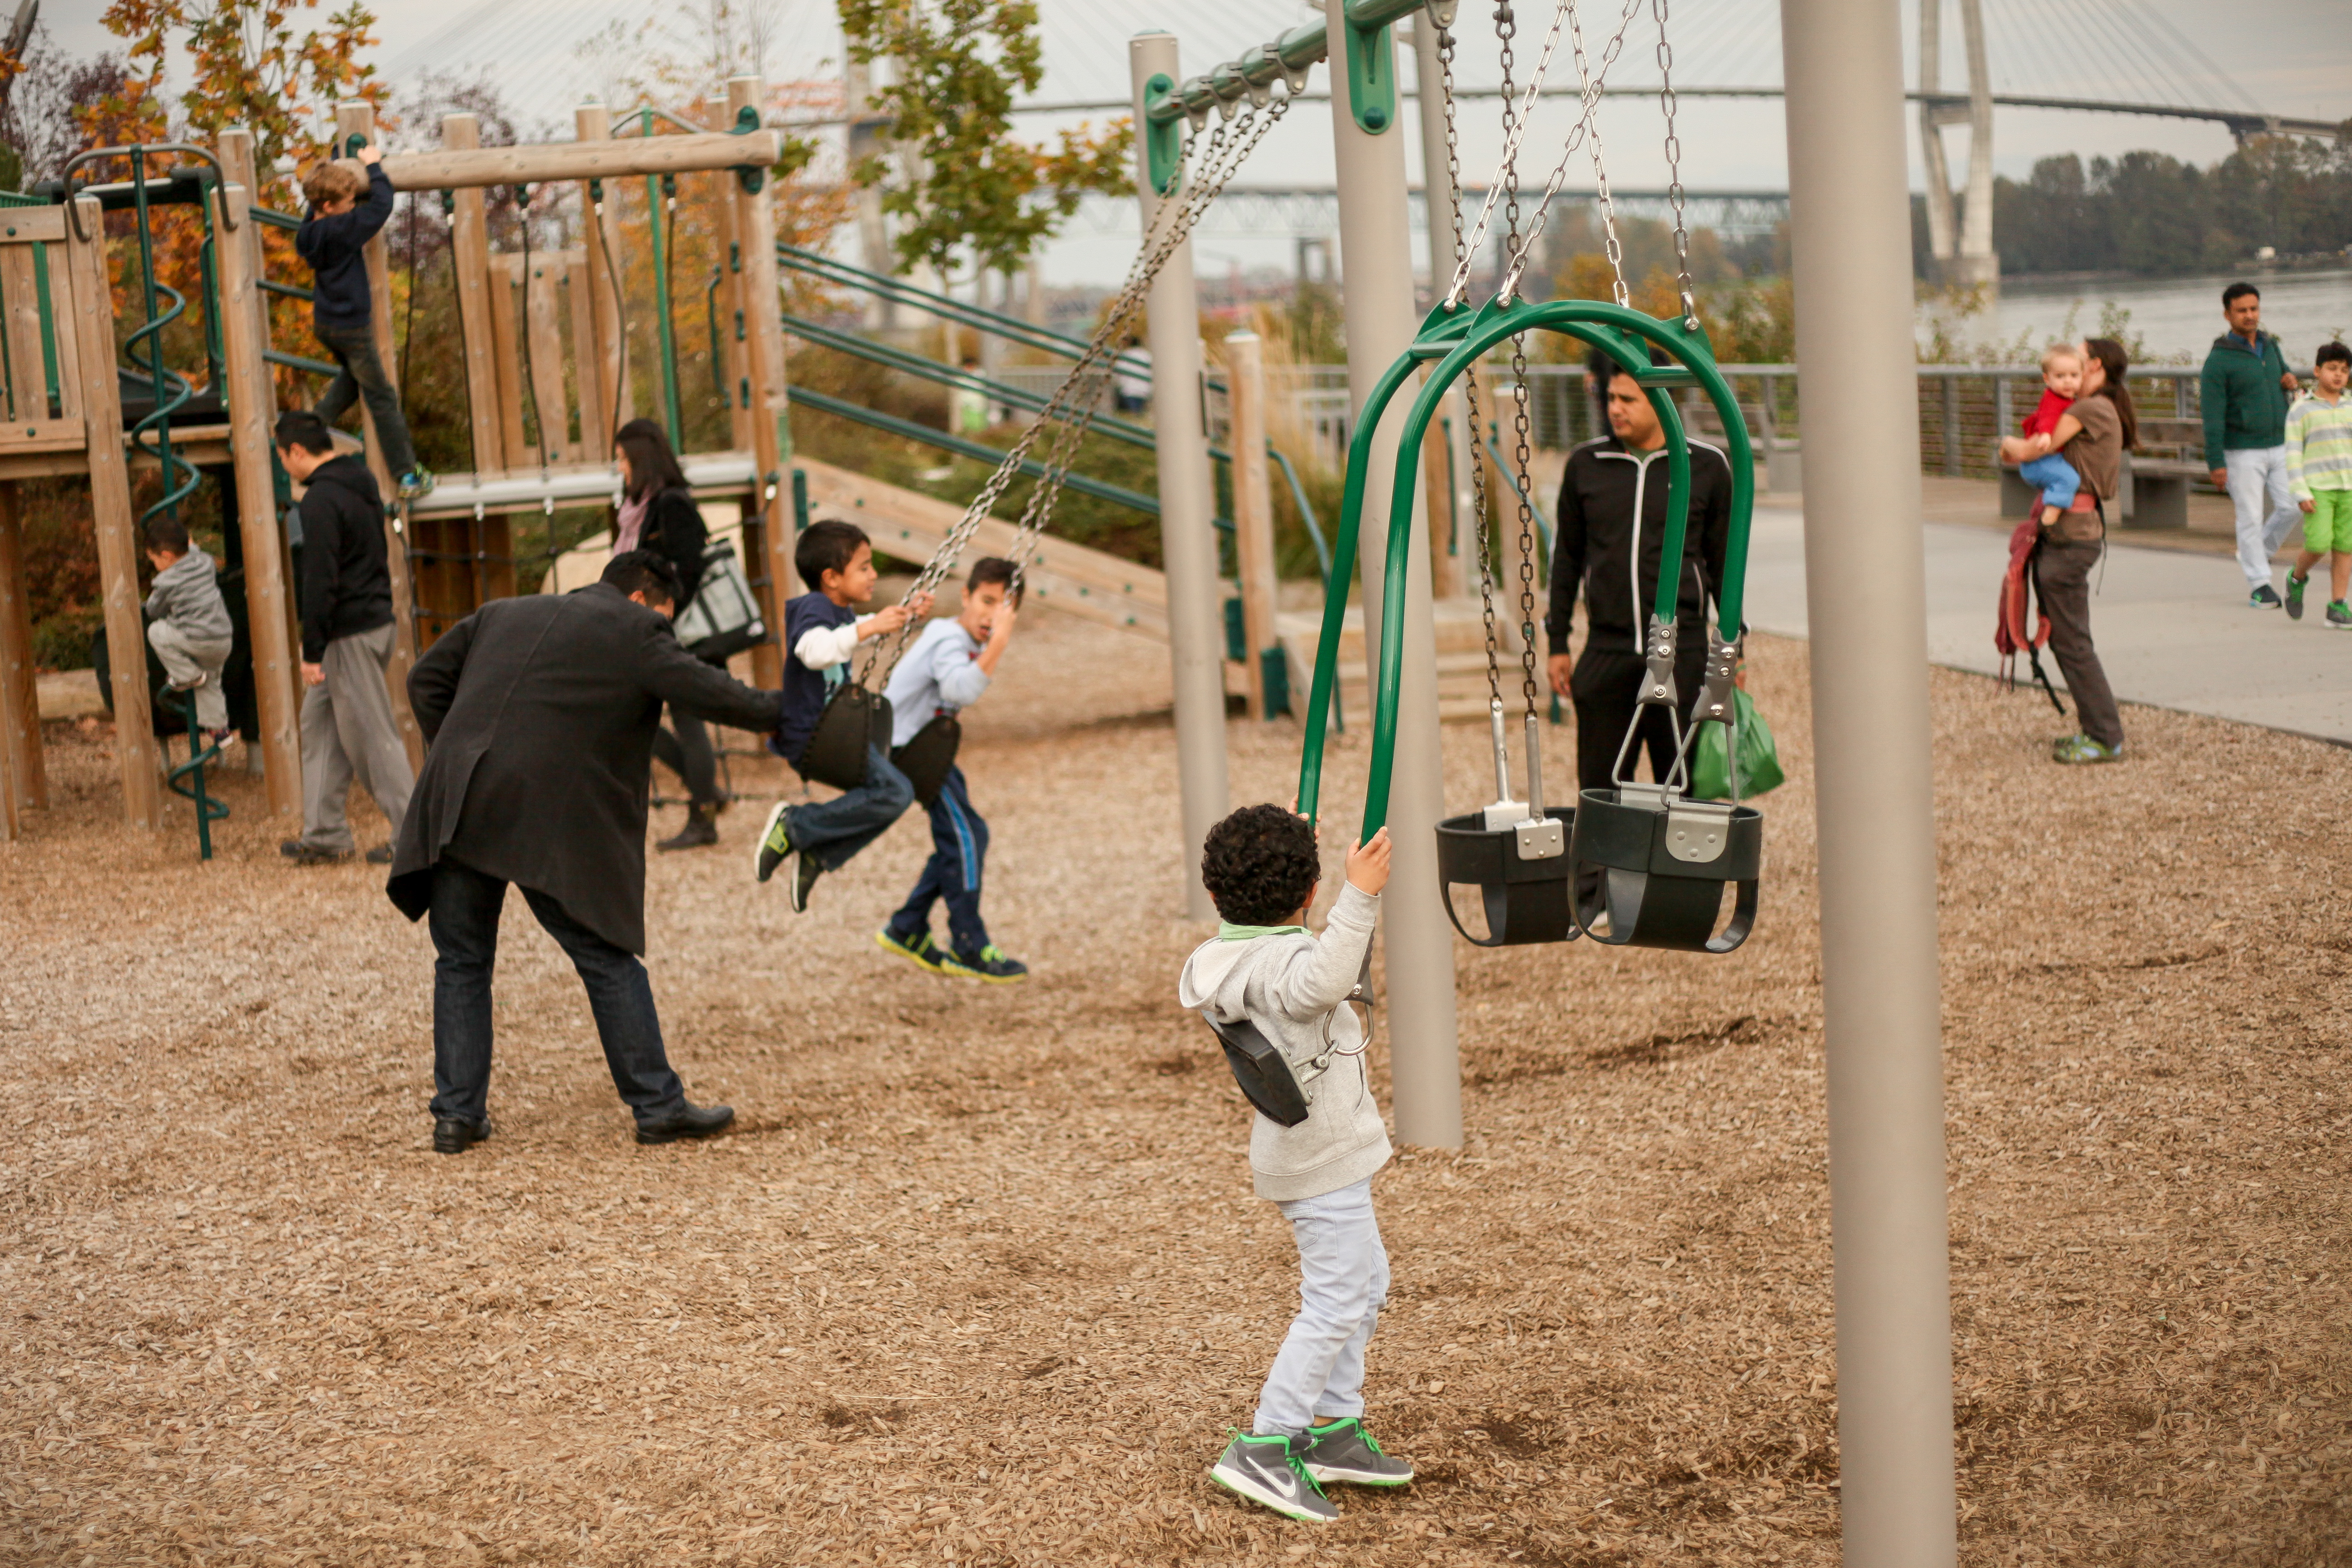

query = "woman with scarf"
[[613, 419, 726, 847]]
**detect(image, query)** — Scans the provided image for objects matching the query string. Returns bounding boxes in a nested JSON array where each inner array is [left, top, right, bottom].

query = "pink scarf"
[[614, 490, 652, 554]]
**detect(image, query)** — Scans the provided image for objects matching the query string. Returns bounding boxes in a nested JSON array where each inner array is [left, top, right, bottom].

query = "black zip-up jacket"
[[293, 163, 393, 332], [1545, 434, 1733, 655], [638, 486, 708, 612], [297, 455, 394, 661]]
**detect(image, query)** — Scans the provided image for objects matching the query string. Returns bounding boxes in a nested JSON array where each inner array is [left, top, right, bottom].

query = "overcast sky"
[[44, 0, 2352, 284]]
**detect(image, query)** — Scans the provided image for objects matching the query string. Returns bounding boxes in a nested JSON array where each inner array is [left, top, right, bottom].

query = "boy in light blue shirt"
[[874, 558, 1027, 981]]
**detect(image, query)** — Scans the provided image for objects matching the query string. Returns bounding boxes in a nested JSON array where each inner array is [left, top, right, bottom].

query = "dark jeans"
[[652, 706, 722, 806], [426, 857, 686, 1129], [787, 743, 914, 872], [1570, 642, 1709, 795], [2033, 536, 2124, 750], [887, 765, 991, 955], [313, 321, 418, 478]]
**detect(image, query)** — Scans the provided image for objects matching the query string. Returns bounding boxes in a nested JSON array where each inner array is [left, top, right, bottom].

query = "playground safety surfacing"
[[3, 611, 2347, 1567]]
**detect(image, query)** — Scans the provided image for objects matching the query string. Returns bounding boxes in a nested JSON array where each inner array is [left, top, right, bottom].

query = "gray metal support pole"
[[1326, 0, 1462, 1149], [1131, 32, 1230, 922], [1779, 1, 1959, 1564]]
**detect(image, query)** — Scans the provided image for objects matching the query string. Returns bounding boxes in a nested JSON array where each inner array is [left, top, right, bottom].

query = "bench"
[[2000, 455, 2205, 530]]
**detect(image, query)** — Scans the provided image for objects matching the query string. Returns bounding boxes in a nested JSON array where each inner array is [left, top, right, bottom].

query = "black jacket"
[[297, 454, 394, 661], [1545, 435, 1733, 656], [637, 486, 708, 611], [386, 583, 785, 954], [293, 163, 393, 332]]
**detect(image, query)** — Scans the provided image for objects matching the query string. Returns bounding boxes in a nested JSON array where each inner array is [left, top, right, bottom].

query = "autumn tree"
[[838, 0, 1130, 284]]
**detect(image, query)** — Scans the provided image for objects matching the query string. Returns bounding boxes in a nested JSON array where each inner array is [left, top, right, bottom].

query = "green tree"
[[838, 0, 1130, 282]]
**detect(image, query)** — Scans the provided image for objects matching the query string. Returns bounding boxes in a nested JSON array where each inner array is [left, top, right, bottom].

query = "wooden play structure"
[[0, 84, 790, 844]]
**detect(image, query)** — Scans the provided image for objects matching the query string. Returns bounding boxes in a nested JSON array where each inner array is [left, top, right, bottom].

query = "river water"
[[1920, 268, 2352, 367]]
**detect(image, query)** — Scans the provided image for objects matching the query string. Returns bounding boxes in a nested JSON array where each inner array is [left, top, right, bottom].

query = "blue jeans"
[[786, 743, 913, 871], [1253, 1178, 1389, 1437], [2225, 445, 2299, 589], [887, 765, 990, 955], [2019, 451, 2080, 510], [426, 857, 686, 1129], [313, 320, 418, 478]]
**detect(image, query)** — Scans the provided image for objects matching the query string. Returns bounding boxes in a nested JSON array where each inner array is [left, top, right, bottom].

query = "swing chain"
[[1652, 0, 1699, 330], [1482, 0, 1645, 307], [1507, 340, 1541, 721], [1437, 20, 1503, 714], [865, 94, 1284, 685]]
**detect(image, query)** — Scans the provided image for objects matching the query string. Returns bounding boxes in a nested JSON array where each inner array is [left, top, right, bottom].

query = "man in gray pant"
[[276, 410, 414, 865]]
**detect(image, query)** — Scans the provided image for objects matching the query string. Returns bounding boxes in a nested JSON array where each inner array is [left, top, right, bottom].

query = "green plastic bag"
[[1692, 687, 1784, 801]]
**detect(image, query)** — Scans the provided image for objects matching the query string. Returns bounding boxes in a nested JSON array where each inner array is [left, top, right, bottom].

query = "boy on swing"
[[754, 520, 925, 910], [873, 557, 1029, 982], [1179, 805, 1412, 1523]]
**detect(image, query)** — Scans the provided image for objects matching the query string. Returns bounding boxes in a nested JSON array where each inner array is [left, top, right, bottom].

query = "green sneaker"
[[2051, 733, 2123, 765], [1209, 1433, 1339, 1523], [2328, 601, 2352, 630], [1296, 1418, 1414, 1487], [753, 801, 793, 884], [941, 943, 1028, 983], [2286, 572, 2309, 620], [876, 926, 946, 973], [396, 468, 436, 500]]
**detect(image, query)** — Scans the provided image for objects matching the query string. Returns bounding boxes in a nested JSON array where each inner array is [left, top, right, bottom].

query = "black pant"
[[1570, 642, 1709, 795], [426, 857, 686, 1129], [312, 321, 418, 478], [2033, 536, 2124, 750], [652, 706, 721, 806]]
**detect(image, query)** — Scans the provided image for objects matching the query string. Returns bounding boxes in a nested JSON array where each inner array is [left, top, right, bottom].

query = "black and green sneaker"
[[1296, 1418, 1414, 1487], [1209, 1433, 1339, 1523], [2287, 571, 2309, 620], [754, 801, 794, 884], [790, 851, 823, 915], [941, 944, 1028, 983], [2329, 600, 2352, 630], [876, 926, 946, 973]]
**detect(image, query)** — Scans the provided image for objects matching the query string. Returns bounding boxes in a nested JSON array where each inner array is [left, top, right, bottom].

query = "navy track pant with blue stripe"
[[886, 765, 991, 957]]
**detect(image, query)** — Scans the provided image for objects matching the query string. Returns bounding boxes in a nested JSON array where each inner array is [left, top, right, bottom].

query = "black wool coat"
[[386, 583, 783, 953]]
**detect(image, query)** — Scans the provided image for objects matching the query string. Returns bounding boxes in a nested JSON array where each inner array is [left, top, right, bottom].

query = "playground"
[[5, 613, 2349, 1564]]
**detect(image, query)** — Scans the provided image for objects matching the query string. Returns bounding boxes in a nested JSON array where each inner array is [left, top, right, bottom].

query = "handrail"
[[265, 348, 339, 377], [786, 309, 1155, 447], [1141, 0, 1435, 126], [777, 243, 1106, 366], [253, 205, 302, 231], [789, 385, 1163, 519]]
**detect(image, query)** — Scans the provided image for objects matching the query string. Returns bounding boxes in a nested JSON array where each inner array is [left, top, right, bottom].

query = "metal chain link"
[[864, 94, 1284, 684], [1496, 0, 1643, 303], [1653, 0, 1699, 328], [1436, 21, 1502, 712], [1507, 341, 1542, 719]]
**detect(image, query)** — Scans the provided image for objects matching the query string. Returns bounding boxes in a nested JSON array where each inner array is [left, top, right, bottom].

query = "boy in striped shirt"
[[2284, 341, 2352, 627]]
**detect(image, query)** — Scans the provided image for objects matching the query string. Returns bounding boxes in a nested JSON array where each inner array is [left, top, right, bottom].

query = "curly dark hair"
[[1201, 804, 1321, 925]]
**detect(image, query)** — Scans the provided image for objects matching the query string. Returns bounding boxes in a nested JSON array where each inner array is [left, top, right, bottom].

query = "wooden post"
[[727, 74, 792, 688], [442, 114, 506, 474], [486, 256, 533, 465], [1226, 332, 1280, 721], [575, 104, 631, 436], [0, 480, 42, 831], [218, 129, 302, 713], [63, 195, 163, 829], [564, 252, 607, 461], [211, 183, 303, 817], [334, 100, 424, 768], [522, 251, 571, 464]]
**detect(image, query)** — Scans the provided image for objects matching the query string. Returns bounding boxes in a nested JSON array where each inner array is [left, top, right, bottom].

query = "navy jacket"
[[294, 163, 393, 332], [779, 593, 857, 763]]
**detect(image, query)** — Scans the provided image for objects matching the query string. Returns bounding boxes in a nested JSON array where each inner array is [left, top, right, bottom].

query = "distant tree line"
[[1941, 134, 2352, 278]]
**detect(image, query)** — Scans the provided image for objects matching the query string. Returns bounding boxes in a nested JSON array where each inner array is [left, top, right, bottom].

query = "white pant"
[[2227, 445, 2299, 589], [146, 621, 231, 730], [1253, 1177, 1389, 1437]]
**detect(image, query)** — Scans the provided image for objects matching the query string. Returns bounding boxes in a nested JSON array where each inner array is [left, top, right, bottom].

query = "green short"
[[2303, 489, 2352, 554]]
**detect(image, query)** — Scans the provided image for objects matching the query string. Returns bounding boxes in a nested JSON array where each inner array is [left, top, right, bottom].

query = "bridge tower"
[[1918, 0, 1999, 289]]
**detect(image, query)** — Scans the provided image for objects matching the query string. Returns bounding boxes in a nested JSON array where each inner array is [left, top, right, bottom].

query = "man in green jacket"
[[2203, 282, 2303, 606]]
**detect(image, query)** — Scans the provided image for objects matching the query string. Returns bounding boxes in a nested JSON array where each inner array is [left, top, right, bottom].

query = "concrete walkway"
[[1743, 505, 2352, 745]]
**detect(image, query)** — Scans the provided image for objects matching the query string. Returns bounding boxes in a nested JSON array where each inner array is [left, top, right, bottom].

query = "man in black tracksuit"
[[1545, 351, 1733, 798]]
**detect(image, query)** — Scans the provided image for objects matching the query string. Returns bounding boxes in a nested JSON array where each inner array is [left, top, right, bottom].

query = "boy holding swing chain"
[[1180, 805, 1412, 1523]]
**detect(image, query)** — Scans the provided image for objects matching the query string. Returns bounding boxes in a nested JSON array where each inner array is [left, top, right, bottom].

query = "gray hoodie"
[[1178, 882, 1392, 1202], [144, 548, 233, 645]]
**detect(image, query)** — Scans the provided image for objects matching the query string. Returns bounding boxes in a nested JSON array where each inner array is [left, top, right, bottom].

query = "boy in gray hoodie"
[[1179, 804, 1411, 1523], [142, 515, 236, 745]]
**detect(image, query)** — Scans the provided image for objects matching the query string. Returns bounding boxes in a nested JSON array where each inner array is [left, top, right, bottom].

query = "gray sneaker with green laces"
[[1296, 1417, 1414, 1486], [1209, 1433, 1339, 1523]]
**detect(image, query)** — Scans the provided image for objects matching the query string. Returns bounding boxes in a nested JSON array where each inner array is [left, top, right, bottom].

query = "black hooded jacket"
[[1545, 434, 1733, 656], [296, 454, 394, 661]]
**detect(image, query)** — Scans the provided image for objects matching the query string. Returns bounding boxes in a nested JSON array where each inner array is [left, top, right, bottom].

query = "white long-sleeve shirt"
[[792, 616, 870, 672], [882, 618, 990, 746]]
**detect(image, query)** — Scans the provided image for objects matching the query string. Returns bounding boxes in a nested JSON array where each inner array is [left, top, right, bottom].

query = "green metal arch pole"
[[1779, 0, 1960, 1561], [1130, 33, 1229, 923], [1323, 0, 1460, 1150]]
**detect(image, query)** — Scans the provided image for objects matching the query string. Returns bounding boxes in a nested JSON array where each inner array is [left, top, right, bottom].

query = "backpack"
[[1994, 516, 2066, 714]]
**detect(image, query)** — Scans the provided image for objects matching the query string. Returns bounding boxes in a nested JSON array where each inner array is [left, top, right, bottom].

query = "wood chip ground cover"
[[2, 617, 2347, 1566]]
